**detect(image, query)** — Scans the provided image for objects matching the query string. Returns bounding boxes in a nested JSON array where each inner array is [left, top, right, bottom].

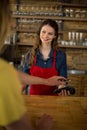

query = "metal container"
[[68, 70, 87, 75]]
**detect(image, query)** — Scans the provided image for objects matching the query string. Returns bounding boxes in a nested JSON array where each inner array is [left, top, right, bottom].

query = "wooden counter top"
[[23, 95, 87, 130]]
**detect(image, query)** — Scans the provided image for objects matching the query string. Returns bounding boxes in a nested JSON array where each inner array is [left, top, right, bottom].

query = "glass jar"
[[75, 9, 80, 18], [64, 8, 70, 17], [70, 9, 74, 17], [80, 10, 86, 18]]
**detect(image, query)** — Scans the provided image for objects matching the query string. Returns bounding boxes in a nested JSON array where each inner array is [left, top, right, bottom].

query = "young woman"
[[24, 19, 68, 95]]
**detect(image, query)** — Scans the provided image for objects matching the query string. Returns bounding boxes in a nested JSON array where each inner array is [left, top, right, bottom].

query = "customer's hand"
[[47, 76, 67, 86], [35, 114, 53, 130]]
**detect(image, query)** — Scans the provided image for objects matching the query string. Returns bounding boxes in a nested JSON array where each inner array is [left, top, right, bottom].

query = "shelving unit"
[[3, 0, 87, 69], [10, 1, 87, 45]]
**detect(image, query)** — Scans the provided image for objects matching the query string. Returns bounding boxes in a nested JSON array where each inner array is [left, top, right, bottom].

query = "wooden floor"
[[23, 95, 87, 130]]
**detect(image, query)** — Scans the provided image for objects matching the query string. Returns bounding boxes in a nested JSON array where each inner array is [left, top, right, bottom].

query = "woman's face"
[[40, 25, 56, 45]]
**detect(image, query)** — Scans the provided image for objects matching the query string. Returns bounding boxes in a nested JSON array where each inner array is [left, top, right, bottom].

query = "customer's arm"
[[6, 113, 53, 130], [5, 112, 34, 130], [17, 70, 67, 87]]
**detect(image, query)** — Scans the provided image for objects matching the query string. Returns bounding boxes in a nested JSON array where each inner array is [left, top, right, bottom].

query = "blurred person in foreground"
[[0, 0, 67, 130]]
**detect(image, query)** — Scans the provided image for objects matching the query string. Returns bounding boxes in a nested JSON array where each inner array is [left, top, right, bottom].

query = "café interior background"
[[1, 0, 87, 96]]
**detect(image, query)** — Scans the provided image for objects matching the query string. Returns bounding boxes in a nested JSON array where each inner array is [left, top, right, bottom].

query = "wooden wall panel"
[[68, 74, 87, 96]]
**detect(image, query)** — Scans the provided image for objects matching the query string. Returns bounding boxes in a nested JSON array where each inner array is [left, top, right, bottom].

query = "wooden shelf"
[[10, 2, 87, 8], [16, 29, 36, 33], [16, 42, 87, 49], [12, 28, 87, 35], [15, 28, 63, 34], [58, 44, 87, 49], [61, 3, 87, 7], [12, 15, 87, 22], [17, 42, 33, 46], [62, 29, 87, 33]]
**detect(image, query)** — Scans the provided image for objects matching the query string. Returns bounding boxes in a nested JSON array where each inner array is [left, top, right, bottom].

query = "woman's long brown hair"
[[27, 19, 59, 67], [0, 0, 10, 52]]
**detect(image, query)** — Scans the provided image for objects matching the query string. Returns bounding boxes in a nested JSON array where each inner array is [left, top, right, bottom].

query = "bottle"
[[18, 54, 25, 71], [13, 33, 16, 44]]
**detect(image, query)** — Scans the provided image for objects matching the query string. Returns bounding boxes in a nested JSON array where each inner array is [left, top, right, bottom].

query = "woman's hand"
[[57, 79, 70, 96], [53, 78, 71, 96], [58, 86, 70, 96]]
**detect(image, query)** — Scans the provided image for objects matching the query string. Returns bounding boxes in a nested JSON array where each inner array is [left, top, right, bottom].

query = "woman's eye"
[[48, 33, 53, 35], [41, 30, 54, 36], [42, 31, 45, 33]]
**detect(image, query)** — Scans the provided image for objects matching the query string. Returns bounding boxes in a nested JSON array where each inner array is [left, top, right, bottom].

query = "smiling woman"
[[23, 19, 68, 95]]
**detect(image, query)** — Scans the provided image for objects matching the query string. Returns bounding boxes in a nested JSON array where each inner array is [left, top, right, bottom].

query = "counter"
[[23, 95, 87, 130]]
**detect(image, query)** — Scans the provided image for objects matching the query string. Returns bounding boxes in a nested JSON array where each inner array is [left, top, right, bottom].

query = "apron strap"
[[33, 56, 37, 65], [52, 50, 57, 68]]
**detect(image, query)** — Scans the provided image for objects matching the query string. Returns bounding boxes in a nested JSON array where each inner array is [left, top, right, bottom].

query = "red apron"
[[30, 51, 58, 95]]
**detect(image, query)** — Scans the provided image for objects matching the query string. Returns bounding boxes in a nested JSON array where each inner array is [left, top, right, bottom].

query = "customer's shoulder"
[[0, 58, 9, 68], [0, 58, 21, 90], [0, 58, 16, 75]]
